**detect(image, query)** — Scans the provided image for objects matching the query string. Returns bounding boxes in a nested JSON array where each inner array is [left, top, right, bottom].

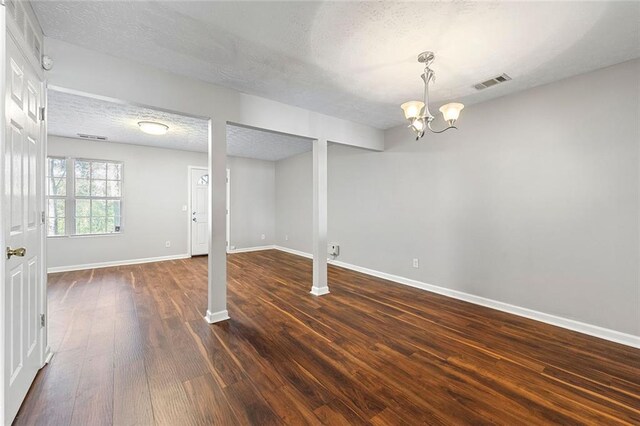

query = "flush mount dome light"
[[138, 121, 169, 135]]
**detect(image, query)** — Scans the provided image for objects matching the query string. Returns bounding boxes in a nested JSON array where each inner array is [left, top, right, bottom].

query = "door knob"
[[6, 247, 26, 259]]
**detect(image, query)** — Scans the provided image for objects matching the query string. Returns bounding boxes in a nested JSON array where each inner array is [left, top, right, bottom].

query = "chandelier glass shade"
[[401, 52, 464, 139]]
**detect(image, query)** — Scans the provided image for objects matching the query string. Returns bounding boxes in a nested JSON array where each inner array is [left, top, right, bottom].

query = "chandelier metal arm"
[[427, 121, 457, 134]]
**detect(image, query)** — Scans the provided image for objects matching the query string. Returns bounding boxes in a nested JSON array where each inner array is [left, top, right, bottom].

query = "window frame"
[[46, 156, 68, 237], [46, 156, 124, 238]]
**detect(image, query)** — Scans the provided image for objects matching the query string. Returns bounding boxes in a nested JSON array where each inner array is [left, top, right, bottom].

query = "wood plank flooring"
[[14, 250, 640, 425]]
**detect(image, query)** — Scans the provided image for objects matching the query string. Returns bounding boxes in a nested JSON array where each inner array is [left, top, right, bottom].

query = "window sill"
[[47, 232, 123, 239]]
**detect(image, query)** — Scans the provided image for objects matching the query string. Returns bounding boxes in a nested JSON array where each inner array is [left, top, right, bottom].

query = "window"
[[46, 157, 123, 237], [198, 174, 209, 185]]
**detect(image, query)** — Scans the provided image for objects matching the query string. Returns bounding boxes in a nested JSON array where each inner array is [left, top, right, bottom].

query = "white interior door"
[[190, 167, 209, 256], [3, 30, 45, 423]]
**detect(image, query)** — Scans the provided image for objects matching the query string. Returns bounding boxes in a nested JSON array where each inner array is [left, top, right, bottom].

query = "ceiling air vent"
[[474, 73, 512, 90], [77, 133, 108, 141]]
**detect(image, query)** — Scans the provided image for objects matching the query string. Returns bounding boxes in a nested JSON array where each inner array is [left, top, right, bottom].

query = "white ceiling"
[[47, 89, 312, 161], [33, 2, 639, 129], [226, 125, 312, 162], [48, 89, 209, 150]]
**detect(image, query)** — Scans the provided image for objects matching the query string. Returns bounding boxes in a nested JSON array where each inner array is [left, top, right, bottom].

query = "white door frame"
[[226, 168, 230, 253], [187, 165, 208, 257], [0, 7, 5, 420], [39, 69, 50, 367]]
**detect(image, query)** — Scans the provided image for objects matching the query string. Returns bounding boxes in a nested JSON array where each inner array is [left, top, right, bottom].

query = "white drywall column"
[[205, 119, 230, 323], [311, 138, 329, 296]]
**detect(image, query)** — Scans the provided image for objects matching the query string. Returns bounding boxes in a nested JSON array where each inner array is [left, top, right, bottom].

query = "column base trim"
[[310, 286, 330, 296], [205, 309, 230, 324]]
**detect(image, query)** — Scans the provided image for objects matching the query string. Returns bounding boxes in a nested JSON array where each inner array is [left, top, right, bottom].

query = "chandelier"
[[401, 51, 464, 140]]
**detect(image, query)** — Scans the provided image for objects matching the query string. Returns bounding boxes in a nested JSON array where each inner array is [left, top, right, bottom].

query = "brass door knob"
[[6, 247, 26, 259]]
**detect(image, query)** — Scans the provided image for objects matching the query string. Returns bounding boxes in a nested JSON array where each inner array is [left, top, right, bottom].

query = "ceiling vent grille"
[[77, 133, 108, 141], [474, 73, 512, 90]]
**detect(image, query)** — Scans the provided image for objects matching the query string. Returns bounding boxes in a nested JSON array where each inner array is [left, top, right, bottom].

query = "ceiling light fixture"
[[138, 121, 169, 135], [401, 51, 464, 140]]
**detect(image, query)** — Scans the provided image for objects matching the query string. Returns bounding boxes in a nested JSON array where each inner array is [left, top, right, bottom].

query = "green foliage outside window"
[[46, 157, 123, 237]]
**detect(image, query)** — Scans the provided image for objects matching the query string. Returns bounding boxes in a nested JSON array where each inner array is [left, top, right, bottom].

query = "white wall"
[[276, 59, 640, 337], [227, 156, 275, 249], [275, 151, 313, 253], [47, 136, 207, 269]]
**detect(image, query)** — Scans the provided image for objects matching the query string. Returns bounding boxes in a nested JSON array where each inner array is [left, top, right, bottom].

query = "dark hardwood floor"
[[14, 250, 640, 425]]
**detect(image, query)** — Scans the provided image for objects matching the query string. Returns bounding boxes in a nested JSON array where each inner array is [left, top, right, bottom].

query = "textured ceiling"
[[48, 89, 312, 161], [33, 1, 640, 129], [48, 89, 209, 151], [226, 125, 312, 162]]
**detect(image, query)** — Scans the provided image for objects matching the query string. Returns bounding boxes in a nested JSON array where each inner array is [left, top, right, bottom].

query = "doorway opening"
[[44, 86, 212, 354], [224, 123, 313, 255]]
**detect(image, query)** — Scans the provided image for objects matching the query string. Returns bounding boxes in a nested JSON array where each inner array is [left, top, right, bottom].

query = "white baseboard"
[[227, 245, 276, 254], [47, 253, 191, 273], [205, 309, 230, 324], [273, 245, 313, 259], [272, 246, 640, 348]]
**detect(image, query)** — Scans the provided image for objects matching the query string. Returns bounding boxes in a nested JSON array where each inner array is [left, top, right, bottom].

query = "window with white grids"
[[46, 157, 123, 237]]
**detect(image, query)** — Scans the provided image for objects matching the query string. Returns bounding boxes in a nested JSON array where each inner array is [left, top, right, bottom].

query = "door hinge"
[[41, 211, 46, 224], [40, 314, 45, 328], [39, 106, 46, 121]]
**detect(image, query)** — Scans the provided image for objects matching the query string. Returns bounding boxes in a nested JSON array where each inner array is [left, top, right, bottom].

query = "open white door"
[[2, 19, 46, 425], [190, 167, 209, 256]]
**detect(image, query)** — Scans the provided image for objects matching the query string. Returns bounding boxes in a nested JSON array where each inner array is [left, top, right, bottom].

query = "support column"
[[311, 138, 329, 296], [205, 119, 230, 323]]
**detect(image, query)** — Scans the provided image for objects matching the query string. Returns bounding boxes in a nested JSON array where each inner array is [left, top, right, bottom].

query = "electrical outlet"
[[165, 241, 171, 248], [412, 258, 419, 268], [261, 234, 266, 240], [285, 235, 289, 241]]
